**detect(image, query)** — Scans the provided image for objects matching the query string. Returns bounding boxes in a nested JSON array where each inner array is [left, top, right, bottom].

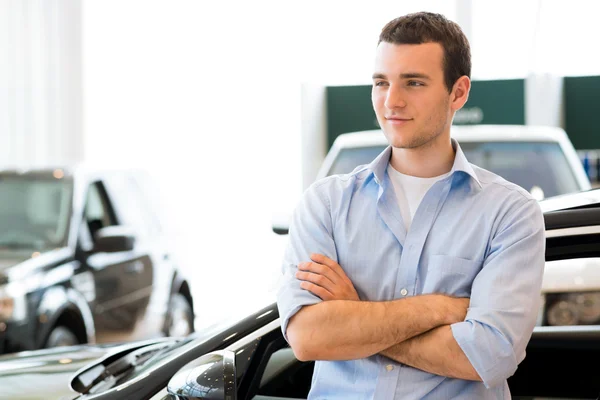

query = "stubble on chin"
[[385, 127, 440, 150]]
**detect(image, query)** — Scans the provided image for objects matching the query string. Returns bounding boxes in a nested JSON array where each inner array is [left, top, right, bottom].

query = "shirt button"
[[386, 364, 394, 371], [400, 288, 408, 296]]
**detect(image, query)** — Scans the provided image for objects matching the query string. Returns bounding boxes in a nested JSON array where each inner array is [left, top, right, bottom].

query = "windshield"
[[327, 141, 581, 199], [0, 175, 73, 251], [328, 146, 386, 176], [460, 141, 580, 198]]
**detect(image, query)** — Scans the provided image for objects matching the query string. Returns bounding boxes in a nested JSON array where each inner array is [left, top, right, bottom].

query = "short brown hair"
[[378, 12, 471, 92]]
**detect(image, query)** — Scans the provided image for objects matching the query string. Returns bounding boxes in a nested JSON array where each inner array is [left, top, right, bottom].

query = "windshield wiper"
[[71, 340, 175, 395]]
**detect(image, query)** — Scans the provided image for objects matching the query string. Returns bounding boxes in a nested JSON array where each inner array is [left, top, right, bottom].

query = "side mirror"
[[94, 226, 135, 253], [167, 350, 236, 400], [271, 212, 290, 235]]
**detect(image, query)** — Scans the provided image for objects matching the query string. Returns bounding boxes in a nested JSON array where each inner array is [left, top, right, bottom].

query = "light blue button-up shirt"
[[277, 140, 546, 399]]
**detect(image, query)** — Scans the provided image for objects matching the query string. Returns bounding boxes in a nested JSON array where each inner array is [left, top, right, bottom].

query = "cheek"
[[372, 91, 386, 111]]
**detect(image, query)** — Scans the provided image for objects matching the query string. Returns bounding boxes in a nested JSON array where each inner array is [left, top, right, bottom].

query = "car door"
[[101, 175, 156, 339], [78, 180, 152, 341], [122, 173, 176, 336]]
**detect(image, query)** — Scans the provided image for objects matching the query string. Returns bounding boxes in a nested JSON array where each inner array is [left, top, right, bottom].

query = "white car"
[[317, 125, 591, 200]]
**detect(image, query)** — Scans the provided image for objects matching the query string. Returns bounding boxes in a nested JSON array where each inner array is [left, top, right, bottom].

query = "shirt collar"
[[368, 138, 482, 189]]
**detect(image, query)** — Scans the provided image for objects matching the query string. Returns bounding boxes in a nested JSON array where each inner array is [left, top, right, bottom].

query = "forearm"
[[381, 325, 481, 381], [287, 295, 452, 361]]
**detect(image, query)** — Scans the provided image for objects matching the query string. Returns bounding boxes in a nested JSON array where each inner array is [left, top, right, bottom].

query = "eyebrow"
[[372, 72, 431, 80]]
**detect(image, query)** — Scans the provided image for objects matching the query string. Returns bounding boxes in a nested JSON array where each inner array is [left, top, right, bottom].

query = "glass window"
[[0, 176, 73, 251], [327, 146, 387, 176], [104, 174, 161, 239], [84, 182, 117, 241], [460, 141, 580, 199]]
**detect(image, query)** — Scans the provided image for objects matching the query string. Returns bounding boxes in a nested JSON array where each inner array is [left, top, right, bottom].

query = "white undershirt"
[[387, 164, 451, 231]]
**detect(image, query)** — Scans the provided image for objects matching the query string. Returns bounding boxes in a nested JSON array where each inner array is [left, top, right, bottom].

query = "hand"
[[295, 253, 360, 301], [436, 296, 470, 325]]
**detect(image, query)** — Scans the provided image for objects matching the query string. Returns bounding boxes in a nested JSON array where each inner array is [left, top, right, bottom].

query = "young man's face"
[[372, 41, 454, 149]]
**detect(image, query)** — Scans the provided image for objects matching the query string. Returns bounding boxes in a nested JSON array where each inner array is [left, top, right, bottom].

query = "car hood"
[[0, 344, 114, 400], [542, 258, 600, 293], [0, 337, 173, 400], [0, 255, 30, 273], [0, 248, 73, 282]]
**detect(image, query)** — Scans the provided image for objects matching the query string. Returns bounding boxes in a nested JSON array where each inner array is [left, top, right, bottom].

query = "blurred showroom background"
[[2, 0, 600, 329]]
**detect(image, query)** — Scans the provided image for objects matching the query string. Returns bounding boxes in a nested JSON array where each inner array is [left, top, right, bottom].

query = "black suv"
[[0, 166, 194, 353]]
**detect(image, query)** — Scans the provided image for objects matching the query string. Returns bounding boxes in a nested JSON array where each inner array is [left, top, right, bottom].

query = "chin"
[[383, 131, 413, 149]]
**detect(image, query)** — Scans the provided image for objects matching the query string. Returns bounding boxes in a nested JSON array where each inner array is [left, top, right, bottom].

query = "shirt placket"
[[373, 174, 454, 399], [373, 354, 400, 400], [396, 177, 453, 298], [390, 178, 453, 399], [375, 176, 407, 249]]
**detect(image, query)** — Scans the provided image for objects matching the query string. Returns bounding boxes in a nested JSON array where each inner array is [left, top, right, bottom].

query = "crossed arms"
[[286, 253, 481, 381], [278, 185, 546, 388]]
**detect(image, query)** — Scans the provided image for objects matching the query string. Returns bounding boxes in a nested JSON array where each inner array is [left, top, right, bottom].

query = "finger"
[[300, 281, 332, 301], [296, 270, 335, 292], [298, 262, 338, 283], [310, 254, 350, 281]]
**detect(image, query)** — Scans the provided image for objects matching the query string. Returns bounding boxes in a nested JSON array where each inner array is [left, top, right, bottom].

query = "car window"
[[460, 141, 580, 199], [83, 182, 117, 241], [0, 176, 73, 250], [103, 174, 162, 239], [238, 329, 312, 400], [126, 174, 164, 236], [327, 146, 386, 176]]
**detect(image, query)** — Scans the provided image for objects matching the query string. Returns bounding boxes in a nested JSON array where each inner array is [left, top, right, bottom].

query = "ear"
[[450, 76, 471, 112]]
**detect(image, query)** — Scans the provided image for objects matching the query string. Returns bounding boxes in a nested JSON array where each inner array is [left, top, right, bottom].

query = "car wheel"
[[166, 293, 194, 337], [45, 326, 79, 348]]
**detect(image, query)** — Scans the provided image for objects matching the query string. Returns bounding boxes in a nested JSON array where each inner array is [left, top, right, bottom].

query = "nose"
[[384, 85, 407, 110]]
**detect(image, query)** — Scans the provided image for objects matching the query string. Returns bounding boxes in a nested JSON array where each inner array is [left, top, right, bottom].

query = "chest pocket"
[[422, 254, 482, 297]]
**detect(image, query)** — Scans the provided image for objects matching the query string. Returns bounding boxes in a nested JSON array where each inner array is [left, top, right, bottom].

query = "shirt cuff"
[[451, 320, 517, 389], [276, 282, 321, 343]]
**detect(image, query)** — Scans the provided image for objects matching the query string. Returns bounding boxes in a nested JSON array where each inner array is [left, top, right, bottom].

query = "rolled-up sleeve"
[[276, 180, 338, 342], [451, 198, 545, 388]]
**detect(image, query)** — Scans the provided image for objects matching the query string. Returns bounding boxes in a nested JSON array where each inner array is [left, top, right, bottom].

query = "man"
[[277, 12, 545, 400]]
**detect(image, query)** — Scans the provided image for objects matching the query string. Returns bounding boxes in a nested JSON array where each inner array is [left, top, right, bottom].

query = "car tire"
[[166, 293, 194, 337], [45, 326, 79, 348]]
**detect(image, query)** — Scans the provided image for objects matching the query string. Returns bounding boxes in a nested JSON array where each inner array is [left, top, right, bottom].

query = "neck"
[[389, 136, 455, 178]]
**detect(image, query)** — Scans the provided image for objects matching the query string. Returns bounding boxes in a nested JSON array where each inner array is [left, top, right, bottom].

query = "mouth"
[[386, 117, 412, 125]]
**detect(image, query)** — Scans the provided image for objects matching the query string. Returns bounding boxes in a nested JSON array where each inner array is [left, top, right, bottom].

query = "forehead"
[[374, 42, 444, 77]]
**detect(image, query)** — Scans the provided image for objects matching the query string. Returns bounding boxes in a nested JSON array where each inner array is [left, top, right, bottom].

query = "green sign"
[[564, 76, 600, 150], [455, 79, 525, 126], [325, 79, 525, 149], [326, 85, 378, 149]]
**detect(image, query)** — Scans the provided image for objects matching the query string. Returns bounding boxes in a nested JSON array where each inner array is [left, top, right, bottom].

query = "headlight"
[[0, 284, 27, 322], [547, 299, 579, 326], [0, 297, 15, 321], [546, 291, 600, 326], [569, 292, 600, 323]]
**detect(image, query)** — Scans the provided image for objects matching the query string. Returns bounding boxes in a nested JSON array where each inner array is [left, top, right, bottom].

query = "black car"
[[0, 167, 195, 354], [1, 189, 600, 399]]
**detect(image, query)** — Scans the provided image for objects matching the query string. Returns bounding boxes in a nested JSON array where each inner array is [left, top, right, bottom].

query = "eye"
[[374, 81, 388, 87], [407, 80, 425, 87]]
